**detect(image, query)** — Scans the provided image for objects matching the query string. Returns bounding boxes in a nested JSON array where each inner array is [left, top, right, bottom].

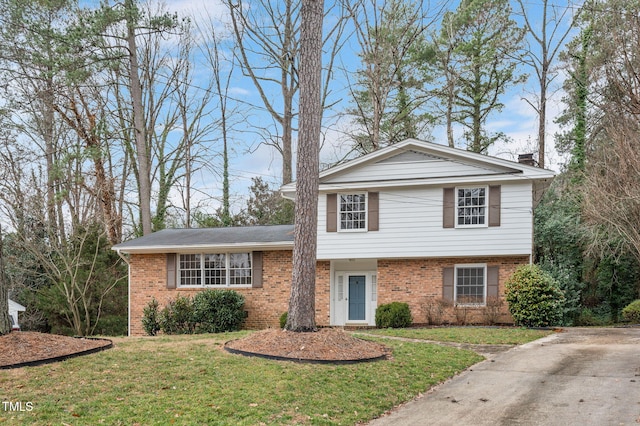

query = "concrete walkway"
[[367, 327, 640, 425]]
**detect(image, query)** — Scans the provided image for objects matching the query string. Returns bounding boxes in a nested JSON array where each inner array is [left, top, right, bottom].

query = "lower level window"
[[455, 265, 485, 305], [179, 252, 251, 287]]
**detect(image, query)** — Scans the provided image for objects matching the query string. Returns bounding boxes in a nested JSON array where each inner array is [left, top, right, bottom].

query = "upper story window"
[[179, 252, 251, 287], [457, 187, 487, 226], [339, 193, 366, 231]]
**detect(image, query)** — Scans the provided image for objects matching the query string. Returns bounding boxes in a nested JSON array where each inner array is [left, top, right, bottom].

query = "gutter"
[[115, 249, 131, 337]]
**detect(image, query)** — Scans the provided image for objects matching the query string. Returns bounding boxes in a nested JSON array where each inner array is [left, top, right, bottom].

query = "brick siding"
[[377, 256, 528, 325], [128, 252, 526, 336]]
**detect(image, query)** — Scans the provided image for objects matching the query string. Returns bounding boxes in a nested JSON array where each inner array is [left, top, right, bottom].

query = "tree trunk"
[[0, 224, 11, 335], [126, 0, 152, 236], [286, 0, 324, 332]]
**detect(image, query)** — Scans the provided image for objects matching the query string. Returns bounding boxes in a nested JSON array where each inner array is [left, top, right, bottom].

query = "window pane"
[[204, 254, 226, 286], [457, 188, 486, 226], [180, 254, 201, 286], [339, 194, 367, 230], [229, 253, 252, 286], [456, 267, 485, 304]]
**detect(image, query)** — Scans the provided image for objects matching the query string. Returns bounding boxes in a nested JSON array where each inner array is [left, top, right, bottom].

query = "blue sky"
[[146, 0, 579, 216]]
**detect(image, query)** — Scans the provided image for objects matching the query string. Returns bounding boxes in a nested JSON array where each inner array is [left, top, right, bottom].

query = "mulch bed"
[[225, 328, 390, 363], [0, 332, 112, 369], [0, 328, 389, 369]]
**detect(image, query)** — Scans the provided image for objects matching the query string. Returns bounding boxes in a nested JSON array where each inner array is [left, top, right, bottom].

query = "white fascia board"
[[111, 241, 294, 254], [317, 173, 552, 192]]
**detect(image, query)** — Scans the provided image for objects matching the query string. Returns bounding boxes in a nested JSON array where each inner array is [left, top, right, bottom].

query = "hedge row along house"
[[113, 139, 555, 336]]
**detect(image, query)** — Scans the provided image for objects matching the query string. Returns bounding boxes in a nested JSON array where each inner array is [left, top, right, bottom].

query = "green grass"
[[0, 327, 549, 425], [364, 326, 555, 345]]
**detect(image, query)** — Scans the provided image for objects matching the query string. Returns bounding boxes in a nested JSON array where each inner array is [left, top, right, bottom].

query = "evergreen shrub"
[[142, 298, 161, 336], [621, 300, 640, 323], [375, 302, 412, 328], [192, 289, 245, 333], [159, 295, 195, 334], [505, 264, 565, 327]]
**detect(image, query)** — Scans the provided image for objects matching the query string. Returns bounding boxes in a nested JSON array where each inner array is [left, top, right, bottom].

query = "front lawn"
[[0, 328, 547, 425], [366, 326, 555, 345]]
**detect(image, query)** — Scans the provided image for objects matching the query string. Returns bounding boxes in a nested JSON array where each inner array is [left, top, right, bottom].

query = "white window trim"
[[338, 192, 368, 232], [455, 185, 489, 228], [454, 263, 487, 306], [177, 252, 252, 288]]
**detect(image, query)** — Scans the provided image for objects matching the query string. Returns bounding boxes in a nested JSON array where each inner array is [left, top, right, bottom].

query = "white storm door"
[[334, 274, 347, 325]]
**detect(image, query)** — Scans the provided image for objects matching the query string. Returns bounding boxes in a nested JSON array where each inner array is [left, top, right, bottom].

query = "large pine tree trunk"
[[286, 0, 324, 332]]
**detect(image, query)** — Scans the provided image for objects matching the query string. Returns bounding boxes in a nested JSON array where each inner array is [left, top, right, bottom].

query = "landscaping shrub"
[[375, 302, 412, 328], [622, 299, 640, 323], [142, 298, 161, 336], [279, 312, 288, 329], [424, 298, 451, 325], [192, 290, 246, 333], [159, 295, 196, 334], [505, 264, 565, 327], [482, 297, 505, 325]]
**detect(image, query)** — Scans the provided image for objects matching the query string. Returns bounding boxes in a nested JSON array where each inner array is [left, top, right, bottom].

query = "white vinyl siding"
[[317, 183, 533, 260], [323, 156, 509, 184]]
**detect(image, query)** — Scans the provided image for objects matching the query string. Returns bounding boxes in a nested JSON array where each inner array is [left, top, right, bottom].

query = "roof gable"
[[281, 139, 554, 194]]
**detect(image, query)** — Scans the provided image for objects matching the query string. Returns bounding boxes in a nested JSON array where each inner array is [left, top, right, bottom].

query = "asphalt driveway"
[[367, 327, 640, 425]]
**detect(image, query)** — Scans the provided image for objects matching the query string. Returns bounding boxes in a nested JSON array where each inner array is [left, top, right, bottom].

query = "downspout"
[[115, 249, 131, 337]]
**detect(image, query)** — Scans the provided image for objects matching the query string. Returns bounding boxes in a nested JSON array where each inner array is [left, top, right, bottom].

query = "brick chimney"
[[518, 153, 536, 167]]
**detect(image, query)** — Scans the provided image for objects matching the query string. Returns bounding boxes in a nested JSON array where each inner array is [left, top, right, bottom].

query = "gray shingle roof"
[[112, 225, 294, 253]]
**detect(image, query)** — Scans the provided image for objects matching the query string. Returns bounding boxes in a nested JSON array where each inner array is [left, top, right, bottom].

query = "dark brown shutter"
[[251, 251, 263, 288], [368, 192, 379, 231], [487, 266, 499, 298], [166, 253, 177, 289], [488, 185, 501, 227], [442, 267, 454, 302], [326, 193, 337, 232], [443, 188, 455, 228]]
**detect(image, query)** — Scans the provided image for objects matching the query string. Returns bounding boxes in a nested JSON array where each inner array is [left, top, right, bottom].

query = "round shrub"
[[505, 264, 565, 327], [621, 300, 640, 323], [142, 298, 161, 336], [192, 289, 246, 333], [159, 295, 195, 334], [375, 302, 412, 328]]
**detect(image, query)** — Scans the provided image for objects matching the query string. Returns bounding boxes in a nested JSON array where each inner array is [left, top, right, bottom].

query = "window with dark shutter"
[[368, 192, 379, 231], [326, 193, 337, 232], [487, 266, 499, 298], [442, 267, 454, 302], [443, 188, 455, 228], [488, 185, 501, 227], [252, 251, 263, 288], [166, 253, 177, 289]]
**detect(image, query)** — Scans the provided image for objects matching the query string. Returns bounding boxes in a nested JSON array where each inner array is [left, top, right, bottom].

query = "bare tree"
[[581, 0, 640, 264], [224, 0, 347, 185], [286, 0, 324, 332], [225, 0, 300, 185], [0, 224, 10, 335], [516, 0, 577, 168]]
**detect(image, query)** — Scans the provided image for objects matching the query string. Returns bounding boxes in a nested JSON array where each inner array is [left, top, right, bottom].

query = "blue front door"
[[348, 275, 366, 321]]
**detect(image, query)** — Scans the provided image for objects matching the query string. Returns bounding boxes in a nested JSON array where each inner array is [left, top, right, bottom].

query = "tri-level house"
[[113, 139, 554, 336]]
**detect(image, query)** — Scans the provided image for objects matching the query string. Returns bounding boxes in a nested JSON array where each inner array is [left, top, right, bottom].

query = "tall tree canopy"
[[435, 0, 526, 153]]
